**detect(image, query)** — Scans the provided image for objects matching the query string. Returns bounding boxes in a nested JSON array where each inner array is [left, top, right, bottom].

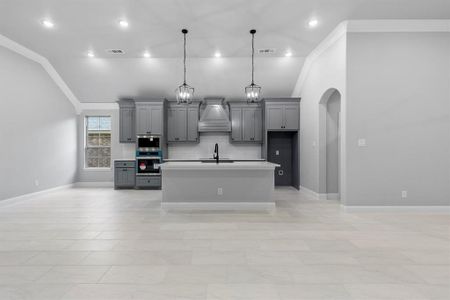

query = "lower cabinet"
[[114, 161, 135, 189], [135, 176, 161, 188]]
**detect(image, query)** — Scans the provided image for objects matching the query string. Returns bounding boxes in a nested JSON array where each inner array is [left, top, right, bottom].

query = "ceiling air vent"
[[257, 48, 276, 54], [106, 49, 125, 54]]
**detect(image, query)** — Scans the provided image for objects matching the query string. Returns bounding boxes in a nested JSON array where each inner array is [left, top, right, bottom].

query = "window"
[[85, 116, 111, 168]]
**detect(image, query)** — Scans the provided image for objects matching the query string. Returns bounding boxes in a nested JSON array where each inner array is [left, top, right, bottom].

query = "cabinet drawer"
[[114, 161, 135, 168], [136, 176, 161, 187]]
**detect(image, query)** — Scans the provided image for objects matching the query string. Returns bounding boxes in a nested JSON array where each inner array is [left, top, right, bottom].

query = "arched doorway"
[[319, 88, 341, 200]]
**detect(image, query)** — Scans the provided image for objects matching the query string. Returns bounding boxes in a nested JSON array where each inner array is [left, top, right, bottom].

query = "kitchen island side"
[[160, 161, 279, 210]]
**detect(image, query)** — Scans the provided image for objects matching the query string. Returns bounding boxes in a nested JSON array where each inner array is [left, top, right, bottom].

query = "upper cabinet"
[[229, 102, 262, 143], [118, 100, 135, 143], [135, 100, 165, 135], [167, 102, 200, 143], [264, 99, 300, 130]]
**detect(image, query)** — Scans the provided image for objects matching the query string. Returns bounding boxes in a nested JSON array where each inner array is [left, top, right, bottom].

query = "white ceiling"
[[0, 0, 449, 102]]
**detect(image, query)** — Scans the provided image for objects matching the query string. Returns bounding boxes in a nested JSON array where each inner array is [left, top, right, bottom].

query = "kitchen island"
[[160, 161, 279, 210]]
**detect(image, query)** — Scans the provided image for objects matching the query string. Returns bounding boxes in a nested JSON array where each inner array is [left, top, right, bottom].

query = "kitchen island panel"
[[161, 162, 278, 210]]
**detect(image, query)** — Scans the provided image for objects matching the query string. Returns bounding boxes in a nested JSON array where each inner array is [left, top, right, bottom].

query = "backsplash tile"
[[168, 133, 261, 159]]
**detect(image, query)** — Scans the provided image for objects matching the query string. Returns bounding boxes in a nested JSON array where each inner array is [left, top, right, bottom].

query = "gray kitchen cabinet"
[[230, 108, 242, 141], [229, 103, 262, 143], [136, 176, 161, 188], [266, 106, 284, 130], [265, 102, 299, 130], [114, 160, 135, 189], [284, 104, 300, 130], [187, 107, 199, 142], [118, 100, 135, 143], [167, 102, 199, 143], [135, 101, 164, 135], [253, 107, 263, 141], [167, 107, 187, 142]]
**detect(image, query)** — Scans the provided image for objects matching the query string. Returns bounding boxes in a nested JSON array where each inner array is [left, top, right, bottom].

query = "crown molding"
[[291, 21, 348, 96], [291, 19, 450, 97], [0, 34, 81, 114]]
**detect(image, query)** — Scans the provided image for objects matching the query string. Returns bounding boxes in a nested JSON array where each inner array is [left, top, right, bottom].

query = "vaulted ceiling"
[[1, 0, 449, 102]]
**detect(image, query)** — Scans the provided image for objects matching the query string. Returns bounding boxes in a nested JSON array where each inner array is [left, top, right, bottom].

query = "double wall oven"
[[136, 135, 162, 187]]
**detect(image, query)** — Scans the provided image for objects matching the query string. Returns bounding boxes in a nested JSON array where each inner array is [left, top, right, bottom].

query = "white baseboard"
[[342, 205, 450, 213], [318, 193, 328, 200], [327, 193, 340, 200], [161, 202, 276, 211], [74, 182, 114, 188], [0, 183, 75, 207], [299, 186, 319, 198], [299, 186, 341, 201]]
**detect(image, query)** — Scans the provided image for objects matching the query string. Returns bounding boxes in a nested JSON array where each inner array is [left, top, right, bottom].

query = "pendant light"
[[175, 29, 194, 104], [245, 29, 261, 103]]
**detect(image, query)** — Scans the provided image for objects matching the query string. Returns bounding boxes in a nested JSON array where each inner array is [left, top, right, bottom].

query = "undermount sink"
[[200, 160, 235, 163]]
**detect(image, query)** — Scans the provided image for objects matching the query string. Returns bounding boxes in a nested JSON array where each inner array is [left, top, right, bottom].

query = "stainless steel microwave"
[[136, 135, 161, 151]]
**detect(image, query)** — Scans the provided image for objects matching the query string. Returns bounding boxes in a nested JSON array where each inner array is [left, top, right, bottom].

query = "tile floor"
[[0, 187, 448, 299]]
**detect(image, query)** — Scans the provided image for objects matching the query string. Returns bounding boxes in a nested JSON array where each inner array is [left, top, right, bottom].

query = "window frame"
[[84, 115, 112, 170]]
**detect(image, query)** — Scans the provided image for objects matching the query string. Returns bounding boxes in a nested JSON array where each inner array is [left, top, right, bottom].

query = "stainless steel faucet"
[[213, 143, 219, 164]]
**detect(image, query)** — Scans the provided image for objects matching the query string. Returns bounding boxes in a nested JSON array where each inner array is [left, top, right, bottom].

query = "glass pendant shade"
[[176, 29, 194, 104], [176, 83, 194, 103], [245, 29, 262, 103], [245, 83, 261, 103]]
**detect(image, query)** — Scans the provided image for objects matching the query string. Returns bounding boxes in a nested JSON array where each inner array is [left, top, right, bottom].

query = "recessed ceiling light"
[[308, 19, 319, 28], [285, 51, 293, 57], [87, 51, 95, 58], [143, 51, 151, 58], [42, 19, 54, 28], [214, 52, 222, 58], [119, 20, 129, 28]]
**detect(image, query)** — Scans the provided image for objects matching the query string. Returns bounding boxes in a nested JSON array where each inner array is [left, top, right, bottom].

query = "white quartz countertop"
[[160, 161, 280, 170]]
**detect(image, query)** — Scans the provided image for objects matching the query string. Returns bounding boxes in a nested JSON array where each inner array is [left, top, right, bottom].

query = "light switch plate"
[[358, 138, 366, 147], [217, 188, 223, 196], [275, 150, 280, 156]]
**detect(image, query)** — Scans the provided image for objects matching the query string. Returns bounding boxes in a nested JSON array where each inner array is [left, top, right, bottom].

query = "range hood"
[[198, 98, 231, 132]]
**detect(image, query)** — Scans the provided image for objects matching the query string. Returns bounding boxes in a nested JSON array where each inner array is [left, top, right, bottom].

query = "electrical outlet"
[[217, 188, 223, 196], [275, 150, 280, 156], [358, 138, 366, 147], [401, 190, 407, 199], [312, 141, 316, 147], [34, 179, 39, 187]]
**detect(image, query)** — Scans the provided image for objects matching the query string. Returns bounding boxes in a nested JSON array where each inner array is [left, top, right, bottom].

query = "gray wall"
[[346, 32, 450, 205], [294, 34, 347, 197], [0, 46, 78, 200], [326, 91, 341, 194]]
